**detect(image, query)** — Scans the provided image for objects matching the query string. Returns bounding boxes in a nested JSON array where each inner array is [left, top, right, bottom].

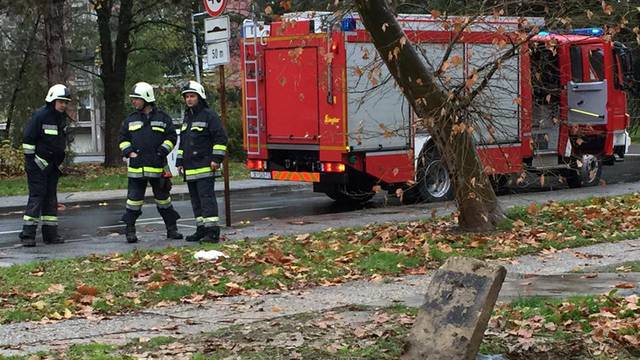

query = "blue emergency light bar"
[[537, 27, 604, 37], [341, 16, 356, 32], [570, 28, 604, 36]]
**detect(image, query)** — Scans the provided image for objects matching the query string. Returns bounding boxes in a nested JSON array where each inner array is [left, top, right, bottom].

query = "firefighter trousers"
[[121, 177, 180, 226], [23, 158, 60, 228], [187, 176, 219, 228]]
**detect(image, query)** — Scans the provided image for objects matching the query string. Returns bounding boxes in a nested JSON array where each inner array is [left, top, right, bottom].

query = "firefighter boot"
[[19, 225, 37, 247], [185, 226, 205, 242], [125, 224, 138, 243], [200, 226, 220, 244], [42, 225, 64, 244], [166, 224, 183, 240]]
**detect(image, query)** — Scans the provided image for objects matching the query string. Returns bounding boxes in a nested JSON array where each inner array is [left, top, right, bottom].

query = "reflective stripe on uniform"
[[185, 167, 213, 181], [41, 215, 58, 225], [34, 155, 48, 170], [22, 143, 36, 154], [127, 166, 163, 178], [212, 144, 227, 156], [119, 141, 132, 150], [191, 121, 208, 128], [176, 149, 183, 159], [195, 216, 204, 225], [127, 167, 143, 178], [191, 126, 204, 131], [150, 121, 166, 127], [23, 215, 39, 225], [152, 127, 165, 132], [43, 124, 59, 135], [202, 216, 219, 227], [155, 197, 172, 209], [126, 199, 144, 210], [161, 140, 174, 152], [128, 121, 144, 131]]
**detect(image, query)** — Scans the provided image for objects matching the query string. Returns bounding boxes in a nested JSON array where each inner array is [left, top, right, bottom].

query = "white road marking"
[[234, 205, 287, 213], [97, 217, 198, 230], [0, 230, 21, 235]]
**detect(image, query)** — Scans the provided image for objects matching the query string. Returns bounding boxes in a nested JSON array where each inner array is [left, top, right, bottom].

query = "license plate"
[[250, 171, 272, 179]]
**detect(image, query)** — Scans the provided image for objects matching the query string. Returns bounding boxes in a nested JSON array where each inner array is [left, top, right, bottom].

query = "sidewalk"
[[1, 238, 638, 356], [0, 179, 311, 211]]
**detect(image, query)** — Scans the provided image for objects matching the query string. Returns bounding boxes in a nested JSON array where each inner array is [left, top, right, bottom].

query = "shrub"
[[0, 141, 24, 177]]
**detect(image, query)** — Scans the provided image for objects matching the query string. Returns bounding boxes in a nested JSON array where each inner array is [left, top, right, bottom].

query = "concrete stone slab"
[[402, 257, 506, 360]]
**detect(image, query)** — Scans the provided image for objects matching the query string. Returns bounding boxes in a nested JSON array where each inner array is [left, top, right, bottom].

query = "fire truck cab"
[[241, 12, 636, 203]]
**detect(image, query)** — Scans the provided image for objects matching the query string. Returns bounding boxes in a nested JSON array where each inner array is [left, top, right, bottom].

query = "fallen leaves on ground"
[[489, 292, 640, 357]]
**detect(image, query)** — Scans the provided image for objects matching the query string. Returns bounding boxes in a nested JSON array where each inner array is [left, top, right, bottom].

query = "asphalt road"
[[0, 155, 638, 246]]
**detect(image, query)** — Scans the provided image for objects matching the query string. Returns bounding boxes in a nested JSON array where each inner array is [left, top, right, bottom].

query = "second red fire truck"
[[241, 12, 636, 203]]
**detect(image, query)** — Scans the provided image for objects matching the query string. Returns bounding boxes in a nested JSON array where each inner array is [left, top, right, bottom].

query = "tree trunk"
[[44, 0, 67, 85], [96, 0, 133, 167], [5, 14, 42, 143], [354, 0, 504, 231]]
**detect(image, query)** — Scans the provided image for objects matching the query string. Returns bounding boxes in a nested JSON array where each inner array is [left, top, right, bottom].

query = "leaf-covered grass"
[[489, 291, 640, 358], [0, 161, 250, 196], [0, 193, 639, 325]]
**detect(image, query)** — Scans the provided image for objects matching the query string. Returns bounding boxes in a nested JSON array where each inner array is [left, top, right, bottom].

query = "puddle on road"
[[501, 272, 640, 300]]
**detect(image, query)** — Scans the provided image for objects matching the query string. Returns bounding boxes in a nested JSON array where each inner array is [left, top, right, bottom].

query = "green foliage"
[[0, 141, 24, 177]]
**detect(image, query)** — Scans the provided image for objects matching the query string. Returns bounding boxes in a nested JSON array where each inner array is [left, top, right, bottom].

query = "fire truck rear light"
[[246, 160, 266, 170], [321, 162, 346, 173]]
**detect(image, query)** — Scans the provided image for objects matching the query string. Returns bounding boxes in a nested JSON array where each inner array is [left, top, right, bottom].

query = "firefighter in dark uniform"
[[19, 84, 71, 247], [118, 82, 183, 243], [176, 81, 228, 243]]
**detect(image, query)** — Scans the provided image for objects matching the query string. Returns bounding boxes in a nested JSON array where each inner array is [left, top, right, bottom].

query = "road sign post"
[[200, 0, 231, 226]]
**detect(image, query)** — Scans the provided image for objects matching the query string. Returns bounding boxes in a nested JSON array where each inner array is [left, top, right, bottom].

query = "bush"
[[0, 141, 24, 177], [225, 104, 244, 161]]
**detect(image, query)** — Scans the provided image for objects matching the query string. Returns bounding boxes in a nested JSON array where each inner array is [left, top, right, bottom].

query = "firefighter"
[[176, 81, 228, 243], [19, 84, 71, 247], [118, 82, 183, 243]]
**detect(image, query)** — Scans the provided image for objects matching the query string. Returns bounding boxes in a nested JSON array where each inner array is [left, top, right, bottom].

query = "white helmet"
[[129, 82, 156, 102], [181, 80, 206, 99], [45, 84, 71, 102]]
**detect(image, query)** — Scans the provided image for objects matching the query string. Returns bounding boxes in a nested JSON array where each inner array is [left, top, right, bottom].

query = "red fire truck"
[[241, 12, 636, 203]]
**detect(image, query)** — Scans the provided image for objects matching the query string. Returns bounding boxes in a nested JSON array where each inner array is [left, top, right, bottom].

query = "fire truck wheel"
[[566, 155, 602, 188], [414, 146, 454, 202], [324, 184, 375, 204]]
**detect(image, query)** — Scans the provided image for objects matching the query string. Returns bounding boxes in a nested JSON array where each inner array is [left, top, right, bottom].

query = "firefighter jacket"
[[22, 104, 67, 170], [176, 102, 228, 181], [118, 106, 177, 178]]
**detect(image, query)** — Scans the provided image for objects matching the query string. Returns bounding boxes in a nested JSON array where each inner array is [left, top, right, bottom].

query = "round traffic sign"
[[203, 0, 226, 17]]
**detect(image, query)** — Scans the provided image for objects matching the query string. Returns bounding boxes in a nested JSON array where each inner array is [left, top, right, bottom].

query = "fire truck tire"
[[566, 155, 602, 188], [324, 184, 375, 204], [413, 144, 454, 203]]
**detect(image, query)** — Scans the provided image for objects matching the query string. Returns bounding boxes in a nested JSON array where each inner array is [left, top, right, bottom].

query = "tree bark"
[[96, 0, 134, 167], [5, 14, 42, 143], [44, 0, 67, 85], [354, 0, 504, 231]]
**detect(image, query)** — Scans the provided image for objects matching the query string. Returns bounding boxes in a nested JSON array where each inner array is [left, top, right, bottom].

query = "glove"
[[157, 146, 170, 158]]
